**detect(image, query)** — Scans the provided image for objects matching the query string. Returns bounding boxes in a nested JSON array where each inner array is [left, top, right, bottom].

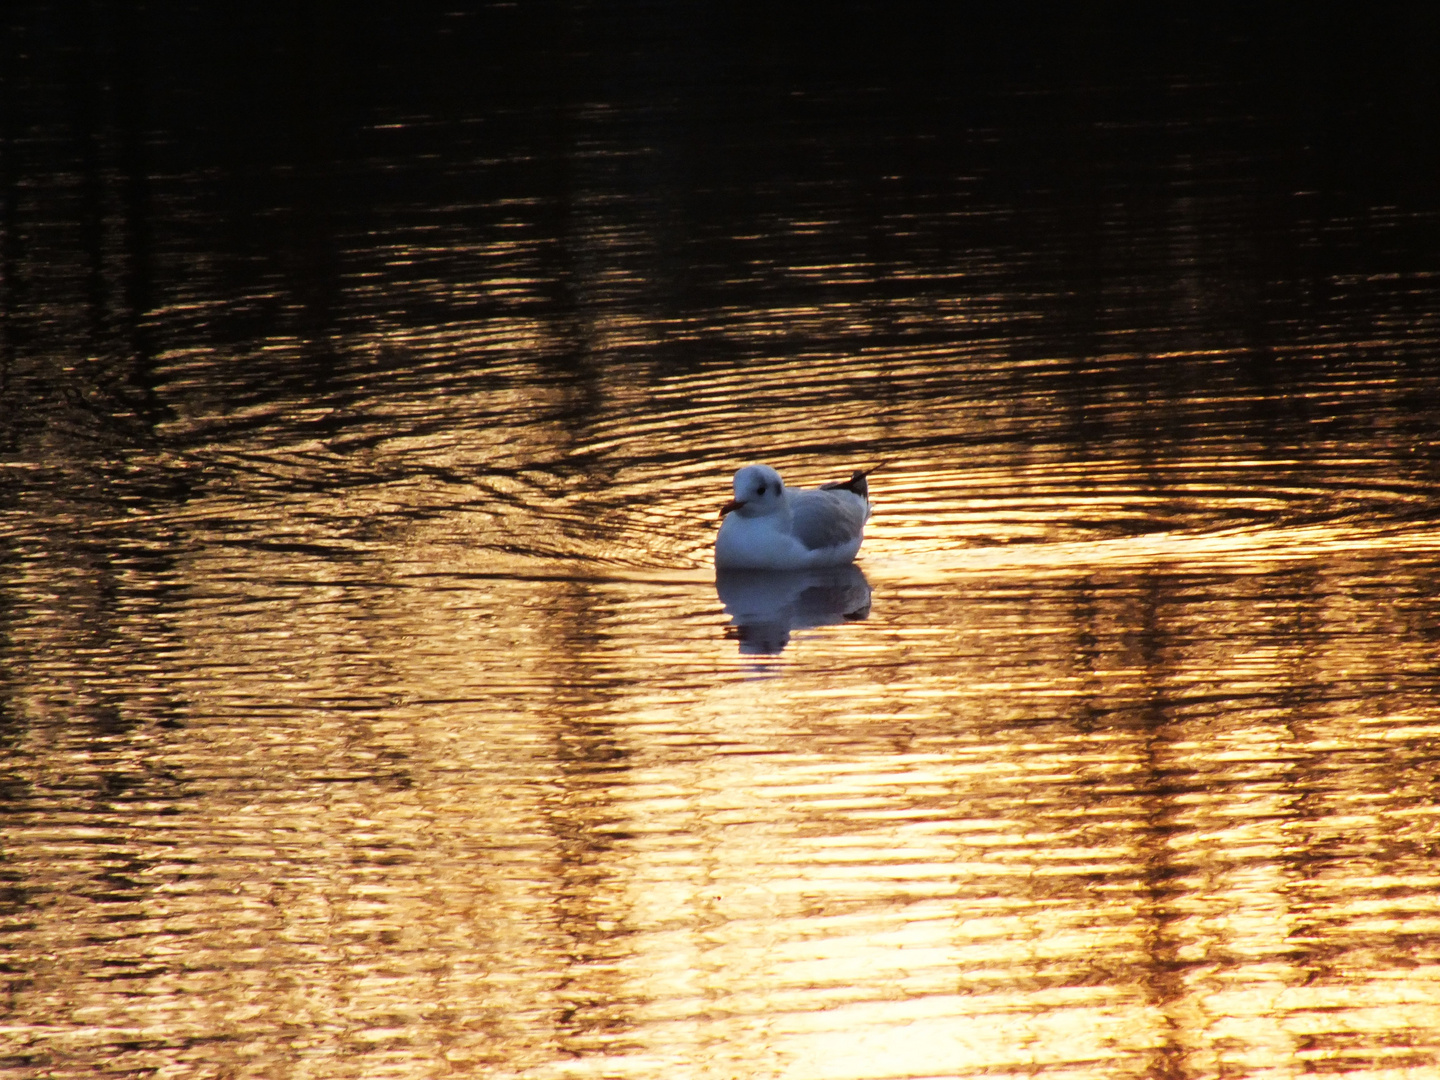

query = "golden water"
[[8, 350, 1440, 1078], [5, 8, 1440, 1077]]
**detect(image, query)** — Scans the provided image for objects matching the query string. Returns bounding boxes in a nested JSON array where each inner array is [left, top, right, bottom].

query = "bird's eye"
[[755, 483, 766, 496]]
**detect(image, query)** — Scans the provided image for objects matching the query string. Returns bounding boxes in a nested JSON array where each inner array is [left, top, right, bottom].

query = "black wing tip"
[[820, 462, 885, 497]]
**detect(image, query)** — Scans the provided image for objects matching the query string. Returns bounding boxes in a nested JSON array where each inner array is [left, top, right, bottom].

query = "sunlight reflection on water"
[[5, 7, 1440, 1078], [10, 481, 1440, 1077]]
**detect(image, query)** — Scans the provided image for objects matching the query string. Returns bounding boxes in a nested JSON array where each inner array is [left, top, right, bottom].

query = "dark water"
[[5, 6, 1440, 1078]]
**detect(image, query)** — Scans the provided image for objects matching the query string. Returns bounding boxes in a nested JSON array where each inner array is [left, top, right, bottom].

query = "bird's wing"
[[790, 489, 868, 551], [819, 470, 869, 497]]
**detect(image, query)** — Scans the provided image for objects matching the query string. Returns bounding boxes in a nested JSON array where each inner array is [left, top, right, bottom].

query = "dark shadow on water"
[[716, 565, 871, 655]]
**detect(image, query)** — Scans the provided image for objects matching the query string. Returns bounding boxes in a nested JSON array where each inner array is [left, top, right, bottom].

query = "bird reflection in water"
[[715, 565, 872, 654]]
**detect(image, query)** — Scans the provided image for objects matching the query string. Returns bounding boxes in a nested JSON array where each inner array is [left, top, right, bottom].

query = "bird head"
[[720, 463, 786, 518]]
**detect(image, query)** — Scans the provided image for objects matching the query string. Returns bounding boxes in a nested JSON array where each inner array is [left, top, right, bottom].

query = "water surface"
[[4, 7, 1440, 1078]]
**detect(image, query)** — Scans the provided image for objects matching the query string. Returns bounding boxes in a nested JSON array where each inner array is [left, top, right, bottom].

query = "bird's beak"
[[719, 498, 743, 518]]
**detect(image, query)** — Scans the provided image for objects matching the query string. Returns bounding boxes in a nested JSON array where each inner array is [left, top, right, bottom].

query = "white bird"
[[714, 463, 875, 571]]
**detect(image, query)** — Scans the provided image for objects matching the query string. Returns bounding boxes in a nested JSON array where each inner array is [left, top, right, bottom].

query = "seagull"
[[714, 463, 875, 571]]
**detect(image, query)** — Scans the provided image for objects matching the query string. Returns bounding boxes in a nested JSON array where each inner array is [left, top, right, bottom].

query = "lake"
[[4, 6, 1440, 1078]]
